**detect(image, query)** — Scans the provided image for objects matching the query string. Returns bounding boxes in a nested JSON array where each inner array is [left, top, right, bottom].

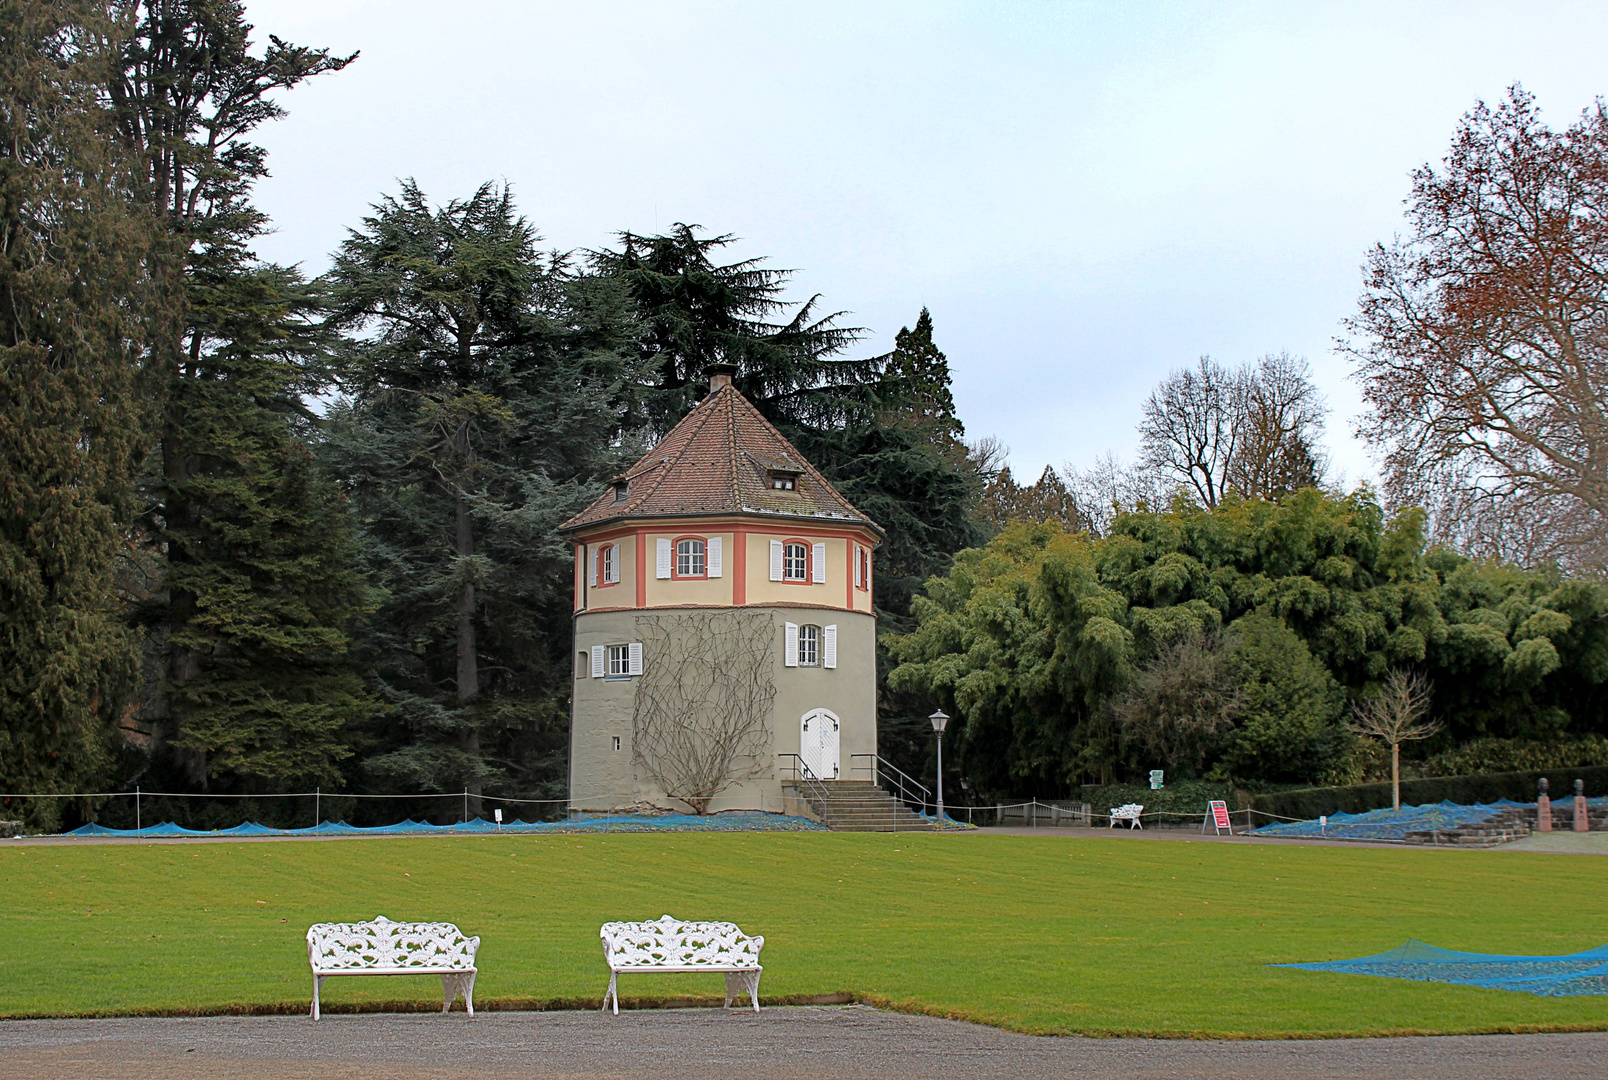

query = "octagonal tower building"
[[559, 368, 882, 815]]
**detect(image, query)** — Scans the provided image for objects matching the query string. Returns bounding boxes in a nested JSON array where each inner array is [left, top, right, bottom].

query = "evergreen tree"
[[590, 224, 870, 435], [0, 2, 165, 818], [106, 1, 361, 789], [135, 265, 373, 788], [326, 181, 643, 810]]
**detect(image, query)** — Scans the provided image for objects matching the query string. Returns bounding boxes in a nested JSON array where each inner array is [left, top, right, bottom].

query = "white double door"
[[800, 708, 841, 781]]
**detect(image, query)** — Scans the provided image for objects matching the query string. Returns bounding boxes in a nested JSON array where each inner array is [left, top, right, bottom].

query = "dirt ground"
[[2, 1008, 1606, 1080]]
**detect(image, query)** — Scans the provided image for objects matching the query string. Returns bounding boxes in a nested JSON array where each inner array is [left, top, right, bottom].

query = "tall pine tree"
[[0, 3, 166, 821], [107, 1, 365, 791]]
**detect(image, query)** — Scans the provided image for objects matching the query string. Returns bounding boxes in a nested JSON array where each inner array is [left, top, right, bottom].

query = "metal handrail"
[[776, 754, 833, 826], [849, 754, 930, 813]]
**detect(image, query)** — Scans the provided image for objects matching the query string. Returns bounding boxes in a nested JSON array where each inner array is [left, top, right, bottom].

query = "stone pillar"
[[1575, 779, 1589, 833], [1538, 777, 1552, 833]]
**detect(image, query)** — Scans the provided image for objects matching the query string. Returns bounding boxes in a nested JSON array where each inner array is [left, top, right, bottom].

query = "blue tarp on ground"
[[1278, 939, 1608, 996], [63, 812, 829, 838], [1249, 797, 1608, 842]]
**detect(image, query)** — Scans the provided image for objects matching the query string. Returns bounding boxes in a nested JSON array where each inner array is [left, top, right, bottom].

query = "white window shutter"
[[812, 542, 826, 583], [590, 645, 605, 678], [628, 641, 643, 676], [707, 536, 722, 578], [784, 621, 799, 667], [656, 537, 672, 579], [852, 544, 862, 588], [589, 547, 599, 588], [823, 624, 837, 669], [770, 540, 784, 581]]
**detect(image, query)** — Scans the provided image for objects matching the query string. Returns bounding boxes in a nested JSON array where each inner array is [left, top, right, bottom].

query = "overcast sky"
[[244, 0, 1608, 487]]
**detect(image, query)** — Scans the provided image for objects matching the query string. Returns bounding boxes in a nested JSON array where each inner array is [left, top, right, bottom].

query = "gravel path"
[[3, 1008, 1604, 1080]]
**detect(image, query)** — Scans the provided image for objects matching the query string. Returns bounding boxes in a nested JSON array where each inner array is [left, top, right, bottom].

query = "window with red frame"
[[783, 541, 808, 581], [599, 543, 619, 585]]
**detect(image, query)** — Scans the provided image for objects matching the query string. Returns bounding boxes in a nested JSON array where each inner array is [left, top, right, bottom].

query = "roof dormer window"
[[768, 470, 799, 491], [612, 480, 629, 503]]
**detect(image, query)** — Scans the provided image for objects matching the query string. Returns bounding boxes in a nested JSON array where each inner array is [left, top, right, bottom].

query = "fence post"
[[135, 786, 140, 833], [463, 788, 469, 824], [315, 786, 320, 829]]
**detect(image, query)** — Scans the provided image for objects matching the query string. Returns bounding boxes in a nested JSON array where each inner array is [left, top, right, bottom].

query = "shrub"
[[1249, 766, 1608, 821], [1418, 736, 1608, 776]]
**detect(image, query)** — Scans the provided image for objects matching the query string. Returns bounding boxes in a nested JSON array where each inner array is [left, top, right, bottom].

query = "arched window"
[[798, 624, 820, 666], [783, 541, 808, 581], [675, 537, 706, 577], [599, 543, 618, 585]]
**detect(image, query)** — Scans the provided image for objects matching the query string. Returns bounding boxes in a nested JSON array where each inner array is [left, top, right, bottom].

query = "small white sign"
[[493, 808, 504, 827], [1149, 769, 1165, 790]]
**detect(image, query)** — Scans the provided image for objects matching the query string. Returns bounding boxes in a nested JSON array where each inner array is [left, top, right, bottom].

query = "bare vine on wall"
[[632, 611, 776, 814]]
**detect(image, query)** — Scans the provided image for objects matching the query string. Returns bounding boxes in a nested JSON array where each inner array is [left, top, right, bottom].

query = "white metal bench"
[[600, 914, 764, 1014], [1109, 803, 1145, 829], [305, 915, 480, 1020]]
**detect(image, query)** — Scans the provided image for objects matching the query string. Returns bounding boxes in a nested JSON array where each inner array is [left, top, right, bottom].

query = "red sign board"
[[1210, 800, 1231, 827]]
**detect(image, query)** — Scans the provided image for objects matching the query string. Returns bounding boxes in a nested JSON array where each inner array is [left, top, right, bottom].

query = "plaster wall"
[[569, 606, 878, 813]]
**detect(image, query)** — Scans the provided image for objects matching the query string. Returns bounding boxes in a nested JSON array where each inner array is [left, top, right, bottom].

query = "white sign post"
[[1202, 799, 1232, 835]]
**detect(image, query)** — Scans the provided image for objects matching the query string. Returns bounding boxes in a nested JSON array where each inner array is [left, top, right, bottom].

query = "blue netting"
[[62, 811, 827, 838], [1248, 797, 1608, 841], [1278, 939, 1608, 996]]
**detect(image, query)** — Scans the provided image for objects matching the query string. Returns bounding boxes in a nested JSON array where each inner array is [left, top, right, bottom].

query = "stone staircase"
[[784, 779, 933, 832]]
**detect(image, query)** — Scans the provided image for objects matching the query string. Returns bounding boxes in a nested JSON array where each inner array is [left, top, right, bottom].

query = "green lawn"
[[3, 831, 1606, 1037]]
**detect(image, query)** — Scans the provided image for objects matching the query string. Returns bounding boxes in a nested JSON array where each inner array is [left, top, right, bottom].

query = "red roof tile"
[[559, 385, 880, 536]]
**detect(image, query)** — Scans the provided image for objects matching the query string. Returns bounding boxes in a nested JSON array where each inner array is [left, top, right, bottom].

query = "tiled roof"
[[559, 385, 880, 536]]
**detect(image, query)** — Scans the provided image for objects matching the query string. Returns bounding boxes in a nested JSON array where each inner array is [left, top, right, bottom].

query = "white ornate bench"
[[599, 914, 764, 1014], [1109, 803, 1144, 829], [305, 915, 480, 1020]]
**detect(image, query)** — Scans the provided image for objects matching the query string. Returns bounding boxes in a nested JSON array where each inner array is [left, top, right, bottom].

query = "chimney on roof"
[[706, 364, 736, 393]]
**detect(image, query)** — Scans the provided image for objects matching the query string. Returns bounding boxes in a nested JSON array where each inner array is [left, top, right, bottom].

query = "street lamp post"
[[929, 710, 950, 827]]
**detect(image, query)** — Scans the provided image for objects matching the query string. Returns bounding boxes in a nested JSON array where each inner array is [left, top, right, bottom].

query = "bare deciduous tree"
[[1345, 86, 1608, 573], [632, 611, 776, 813], [1064, 451, 1171, 536], [1346, 670, 1438, 810], [1138, 354, 1327, 508], [1228, 352, 1330, 501], [1138, 356, 1243, 508]]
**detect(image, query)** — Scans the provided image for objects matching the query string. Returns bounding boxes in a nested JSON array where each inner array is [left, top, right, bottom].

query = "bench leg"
[[724, 970, 761, 1012], [441, 973, 475, 1016], [311, 974, 324, 1021], [603, 971, 618, 1015]]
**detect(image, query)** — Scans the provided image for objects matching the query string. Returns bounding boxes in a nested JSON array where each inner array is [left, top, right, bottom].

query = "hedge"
[[1248, 766, 1608, 822]]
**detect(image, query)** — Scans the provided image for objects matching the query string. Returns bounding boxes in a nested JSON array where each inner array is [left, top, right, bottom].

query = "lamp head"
[[928, 709, 950, 734]]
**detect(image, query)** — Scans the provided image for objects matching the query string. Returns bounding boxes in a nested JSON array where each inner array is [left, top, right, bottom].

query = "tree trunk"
[[1391, 742, 1400, 811], [162, 402, 208, 789], [455, 493, 482, 814]]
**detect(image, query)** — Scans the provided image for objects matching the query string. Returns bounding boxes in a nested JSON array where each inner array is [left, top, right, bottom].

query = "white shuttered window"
[[770, 540, 784, 581], [783, 621, 799, 667], [628, 641, 643, 676], [707, 536, 722, 577], [823, 624, 837, 669], [589, 547, 599, 588], [656, 537, 672, 578], [812, 542, 826, 583], [590, 645, 605, 678]]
